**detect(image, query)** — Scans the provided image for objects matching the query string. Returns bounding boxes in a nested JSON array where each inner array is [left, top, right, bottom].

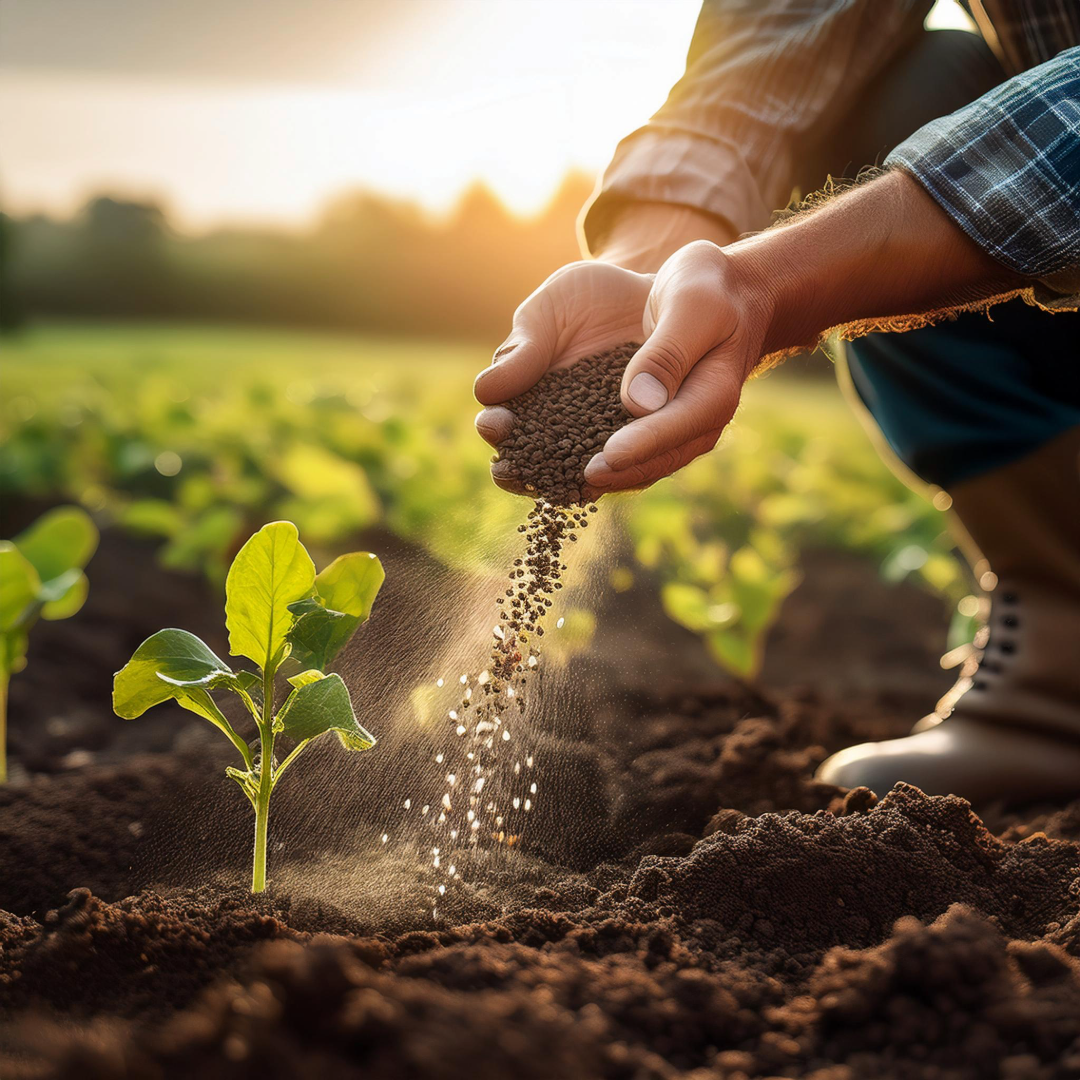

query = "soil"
[[2, 515, 1079, 1080], [494, 343, 636, 506]]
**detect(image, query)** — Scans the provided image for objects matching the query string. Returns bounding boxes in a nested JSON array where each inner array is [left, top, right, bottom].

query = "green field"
[[1, 322, 972, 674]]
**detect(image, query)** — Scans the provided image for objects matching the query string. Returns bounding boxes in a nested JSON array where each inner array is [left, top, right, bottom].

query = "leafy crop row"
[[1, 324, 972, 679]]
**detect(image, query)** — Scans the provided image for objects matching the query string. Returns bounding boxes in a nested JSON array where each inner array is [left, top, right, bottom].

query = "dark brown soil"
[[2, 521, 1079, 1080]]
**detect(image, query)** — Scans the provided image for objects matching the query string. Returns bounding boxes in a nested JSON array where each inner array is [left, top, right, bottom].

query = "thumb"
[[620, 303, 703, 418], [621, 241, 731, 417]]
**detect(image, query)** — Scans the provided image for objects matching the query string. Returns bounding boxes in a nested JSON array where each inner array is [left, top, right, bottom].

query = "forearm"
[[594, 203, 736, 273], [727, 170, 1027, 359]]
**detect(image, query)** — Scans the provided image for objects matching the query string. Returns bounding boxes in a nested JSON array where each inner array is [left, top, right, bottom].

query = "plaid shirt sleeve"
[[581, 0, 932, 250], [886, 46, 1080, 308]]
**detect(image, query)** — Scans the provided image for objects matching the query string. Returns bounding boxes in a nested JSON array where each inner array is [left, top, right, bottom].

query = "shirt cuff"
[[580, 128, 776, 255], [884, 53, 1080, 308]]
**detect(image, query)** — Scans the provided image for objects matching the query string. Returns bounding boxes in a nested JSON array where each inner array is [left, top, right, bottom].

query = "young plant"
[[113, 520, 383, 892], [0, 506, 99, 783]]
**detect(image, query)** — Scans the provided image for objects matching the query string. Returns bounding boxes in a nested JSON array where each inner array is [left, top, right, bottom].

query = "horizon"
[[1, 0, 972, 234]]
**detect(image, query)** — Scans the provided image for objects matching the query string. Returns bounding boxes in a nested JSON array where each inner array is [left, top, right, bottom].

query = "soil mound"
[[6, 783, 1080, 1080], [629, 784, 1080, 958]]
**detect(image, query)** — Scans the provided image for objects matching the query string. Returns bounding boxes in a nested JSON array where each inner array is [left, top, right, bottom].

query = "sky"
[[0, 0, 973, 233]]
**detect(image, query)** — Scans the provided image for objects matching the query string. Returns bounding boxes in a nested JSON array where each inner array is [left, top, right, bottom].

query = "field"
[[2, 323, 1079, 1079]]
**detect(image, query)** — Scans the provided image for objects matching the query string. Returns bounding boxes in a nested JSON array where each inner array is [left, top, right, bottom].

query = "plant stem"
[[251, 665, 276, 894], [0, 671, 8, 785], [251, 742, 271, 893]]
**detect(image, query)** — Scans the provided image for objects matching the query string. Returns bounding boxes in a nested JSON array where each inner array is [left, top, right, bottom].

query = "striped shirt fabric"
[[583, 0, 1080, 305]]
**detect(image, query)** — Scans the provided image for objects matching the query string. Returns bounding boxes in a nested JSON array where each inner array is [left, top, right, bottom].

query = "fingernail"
[[628, 373, 668, 412], [492, 342, 518, 362], [583, 453, 609, 482]]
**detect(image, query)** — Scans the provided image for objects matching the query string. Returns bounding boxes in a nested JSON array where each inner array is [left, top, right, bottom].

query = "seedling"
[[0, 507, 99, 783], [113, 520, 383, 892]]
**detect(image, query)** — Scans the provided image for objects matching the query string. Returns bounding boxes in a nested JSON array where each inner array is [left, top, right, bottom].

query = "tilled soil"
[[2, 528, 1080, 1079]]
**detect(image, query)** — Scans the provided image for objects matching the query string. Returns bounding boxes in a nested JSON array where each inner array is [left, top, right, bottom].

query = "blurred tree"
[[4, 176, 589, 340]]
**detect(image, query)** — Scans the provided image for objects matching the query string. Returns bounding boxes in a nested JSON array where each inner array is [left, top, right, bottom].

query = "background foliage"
[[1, 322, 973, 677]]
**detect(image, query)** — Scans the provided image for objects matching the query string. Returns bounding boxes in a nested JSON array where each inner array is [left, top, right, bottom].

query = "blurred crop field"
[[1, 321, 978, 677]]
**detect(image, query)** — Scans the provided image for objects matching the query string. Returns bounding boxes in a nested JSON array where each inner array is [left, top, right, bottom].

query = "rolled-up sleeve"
[[886, 46, 1080, 308], [582, 0, 932, 251]]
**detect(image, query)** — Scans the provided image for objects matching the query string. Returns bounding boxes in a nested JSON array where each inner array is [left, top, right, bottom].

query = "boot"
[[817, 426, 1080, 804]]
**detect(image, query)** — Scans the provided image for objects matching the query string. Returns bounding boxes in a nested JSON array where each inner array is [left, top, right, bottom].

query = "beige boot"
[[817, 426, 1080, 804]]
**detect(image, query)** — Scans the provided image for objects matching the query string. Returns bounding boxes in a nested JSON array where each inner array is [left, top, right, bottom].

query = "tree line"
[[1, 173, 596, 340]]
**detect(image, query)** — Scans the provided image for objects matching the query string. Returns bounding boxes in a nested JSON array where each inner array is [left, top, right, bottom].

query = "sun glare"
[[1, 0, 701, 230]]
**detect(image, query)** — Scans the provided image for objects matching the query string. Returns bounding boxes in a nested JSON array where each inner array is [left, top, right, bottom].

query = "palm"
[[540, 262, 652, 370]]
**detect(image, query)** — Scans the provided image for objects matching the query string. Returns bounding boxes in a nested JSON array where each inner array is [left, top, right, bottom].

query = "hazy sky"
[[1, 0, 971, 231]]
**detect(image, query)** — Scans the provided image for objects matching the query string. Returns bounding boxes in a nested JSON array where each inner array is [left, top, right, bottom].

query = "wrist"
[[725, 171, 1024, 357], [595, 203, 737, 273]]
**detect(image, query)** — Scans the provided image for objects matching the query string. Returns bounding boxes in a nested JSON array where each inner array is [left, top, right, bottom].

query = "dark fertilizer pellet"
[[495, 342, 639, 507]]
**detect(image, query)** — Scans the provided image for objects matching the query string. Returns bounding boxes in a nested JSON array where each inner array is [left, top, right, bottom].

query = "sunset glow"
[[1, 0, 700, 230], [1, 0, 972, 232]]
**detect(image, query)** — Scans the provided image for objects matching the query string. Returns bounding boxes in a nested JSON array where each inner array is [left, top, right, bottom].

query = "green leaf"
[[0, 542, 40, 631], [287, 668, 326, 689], [277, 672, 375, 751], [286, 602, 349, 671], [114, 628, 235, 718], [41, 571, 89, 621], [225, 521, 315, 672], [286, 552, 384, 670], [14, 506, 98, 583], [708, 630, 758, 678], [315, 552, 384, 621], [226, 766, 259, 808]]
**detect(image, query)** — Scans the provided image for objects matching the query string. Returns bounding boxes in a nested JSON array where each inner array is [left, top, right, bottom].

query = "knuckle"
[[643, 340, 689, 384]]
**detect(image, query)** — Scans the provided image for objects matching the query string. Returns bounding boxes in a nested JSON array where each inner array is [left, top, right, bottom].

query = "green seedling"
[[0, 507, 99, 783], [113, 520, 383, 892]]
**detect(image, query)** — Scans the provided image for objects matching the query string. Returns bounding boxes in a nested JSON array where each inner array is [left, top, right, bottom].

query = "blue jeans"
[[800, 28, 1080, 489], [847, 302, 1080, 488]]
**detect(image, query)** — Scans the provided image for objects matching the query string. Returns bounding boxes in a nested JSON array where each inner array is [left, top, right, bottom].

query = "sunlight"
[[1, 0, 701, 230]]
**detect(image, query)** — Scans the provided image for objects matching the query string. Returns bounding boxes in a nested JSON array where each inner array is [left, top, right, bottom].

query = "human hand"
[[473, 260, 654, 494], [474, 204, 738, 496], [581, 240, 770, 493]]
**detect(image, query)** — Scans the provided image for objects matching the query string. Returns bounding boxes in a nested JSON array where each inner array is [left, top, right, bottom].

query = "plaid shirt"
[[583, 1, 1080, 305]]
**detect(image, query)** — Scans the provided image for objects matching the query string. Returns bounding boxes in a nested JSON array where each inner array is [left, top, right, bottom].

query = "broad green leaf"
[[235, 669, 262, 695], [225, 521, 315, 671], [278, 672, 375, 751], [121, 499, 184, 538], [174, 686, 233, 727], [38, 567, 83, 604], [287, 668, 326, 689], [286, 601, 349, 671], [286, 552, 384, 670], [708, 630, 758, 678], [315, 552, 384, 621], [0, 543, 40, 631], [661, 582, 711, 633], [15, 506, 98, 582], [114, 628, 235, 718], [41, 571, 89, 621]]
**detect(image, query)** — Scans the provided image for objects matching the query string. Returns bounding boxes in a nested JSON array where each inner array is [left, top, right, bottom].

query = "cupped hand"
[[581, 240, 770, 493], [473, 261, 652, 495], [475, 242, 770, 497]]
